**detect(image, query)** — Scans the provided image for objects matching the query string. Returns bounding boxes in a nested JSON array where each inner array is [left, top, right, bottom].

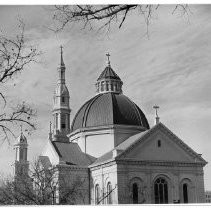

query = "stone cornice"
[[68, 124, 146, 138], [89, 160, 116, 171], [117, 123, 207, 166], [115, 159, 206, 167], [56, 163, 89, 170]]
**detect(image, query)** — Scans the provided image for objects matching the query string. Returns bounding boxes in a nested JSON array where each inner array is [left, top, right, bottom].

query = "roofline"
[[117, 122, 207, 164], [68, 124, 148, 138], [89, 158, 207, 168]]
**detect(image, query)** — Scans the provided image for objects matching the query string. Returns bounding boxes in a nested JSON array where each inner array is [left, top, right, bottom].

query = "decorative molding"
[[117, 123, 207, 166]]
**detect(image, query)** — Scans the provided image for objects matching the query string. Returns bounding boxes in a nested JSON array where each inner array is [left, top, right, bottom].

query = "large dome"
[[71, 92, 149, 132]]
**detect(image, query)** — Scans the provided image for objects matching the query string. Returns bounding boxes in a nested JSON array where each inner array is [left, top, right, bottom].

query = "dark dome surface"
[[71, 93, 149, 132]]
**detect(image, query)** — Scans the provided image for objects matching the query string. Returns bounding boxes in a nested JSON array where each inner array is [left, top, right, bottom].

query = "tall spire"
[[14, 129, 29, 180], [60, 45, 65, 67], [52, 46, 71, 142], [58, 46, 66, 84]]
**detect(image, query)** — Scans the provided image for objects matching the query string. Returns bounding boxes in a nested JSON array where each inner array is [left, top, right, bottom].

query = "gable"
[[118, 123, 206, 164], [42, 139, 60, 165]]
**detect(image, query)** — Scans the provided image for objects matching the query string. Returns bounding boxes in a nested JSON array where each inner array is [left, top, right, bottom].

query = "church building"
[[20, 47, 207, 204]]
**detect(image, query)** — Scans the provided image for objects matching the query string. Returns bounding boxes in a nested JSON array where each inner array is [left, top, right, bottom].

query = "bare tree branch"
[[52, 4, 191, 34], [0, 20, 41, 143], [0, 159, 85, 205]]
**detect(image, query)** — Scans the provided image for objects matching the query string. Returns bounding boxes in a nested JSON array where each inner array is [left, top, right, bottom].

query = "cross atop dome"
[[106, 52, 111, 66], [95, 54, 123, 95]]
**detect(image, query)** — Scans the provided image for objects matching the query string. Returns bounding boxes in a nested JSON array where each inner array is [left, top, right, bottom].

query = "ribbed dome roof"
[[97, 66, 121, 81], [71, 93, 149, 132]]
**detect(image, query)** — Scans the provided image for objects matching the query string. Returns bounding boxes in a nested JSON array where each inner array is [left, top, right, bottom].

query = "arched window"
[[101, 82, 104, 91], [19, 148, 24, 160], [61, 114, 66, 129], [183, 184, 188, 203], [106, 82, 109, 91], [154, 178, 168, 204], [95, 184, 100, 204], [107, 182, 112, 204], [132, 183, 138, 204]]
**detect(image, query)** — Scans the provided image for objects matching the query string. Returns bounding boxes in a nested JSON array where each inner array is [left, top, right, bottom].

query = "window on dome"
[[106, 82, 109, 91], [62, 97, 65, 103], [111, 83, 113, 91], [101, 81, 104, 91]]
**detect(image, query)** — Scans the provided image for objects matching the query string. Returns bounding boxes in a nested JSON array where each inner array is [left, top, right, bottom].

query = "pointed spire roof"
[[97, 53, 121, 81], [60, 45, 65, 67], [16, 126, 27, 144]]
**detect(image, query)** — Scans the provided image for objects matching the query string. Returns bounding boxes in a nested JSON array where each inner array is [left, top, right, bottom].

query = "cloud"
[[1, 5, 211, 190]]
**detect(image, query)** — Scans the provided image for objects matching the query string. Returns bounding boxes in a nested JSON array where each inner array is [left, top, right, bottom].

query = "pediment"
[[117, 123, 206, 165]]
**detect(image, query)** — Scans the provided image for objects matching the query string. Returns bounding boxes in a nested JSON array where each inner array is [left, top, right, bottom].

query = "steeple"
[[60, 45, 65, 67], [95, 53, 123, 94], [57, 45, 66, 85], [14, 128, 29, 179], [52, 47, 71, 142]]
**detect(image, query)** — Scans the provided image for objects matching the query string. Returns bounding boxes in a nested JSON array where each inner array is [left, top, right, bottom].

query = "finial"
[[50, 121, 52, 134], [106, 52, 111, 66], [20, 125, 23, 134], [60, 45, 64, 66], [153, 105, 160, 125], [49, 121, 52, 140]]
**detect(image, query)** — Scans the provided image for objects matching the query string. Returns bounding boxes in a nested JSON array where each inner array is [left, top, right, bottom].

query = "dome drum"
[[95, 79, 123, 94]]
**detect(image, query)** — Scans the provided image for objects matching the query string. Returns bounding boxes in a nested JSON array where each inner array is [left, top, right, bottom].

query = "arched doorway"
[[183, 183, 188, 203], [132, 183, 138, 204], [180, 178, 192, 203], [154, 177, 168, 204]]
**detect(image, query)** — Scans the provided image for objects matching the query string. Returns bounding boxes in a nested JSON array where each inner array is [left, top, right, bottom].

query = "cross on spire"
[[20, 125, 23, 134], [153, 105, 160, 125], [49, 121, 52, 134], [106, 52, 111, 66], [60, 45, 64, 66]]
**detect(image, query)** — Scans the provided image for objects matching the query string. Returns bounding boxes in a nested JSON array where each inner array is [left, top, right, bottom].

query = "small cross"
[[153, 105, 160, 117], [49, 121, 52, 133], [106, 52, 111, 65], [20, 125, 23, 134]]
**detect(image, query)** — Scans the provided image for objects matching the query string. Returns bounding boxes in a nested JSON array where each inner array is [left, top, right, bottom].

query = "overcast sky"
[[0, 5, 211, 190]]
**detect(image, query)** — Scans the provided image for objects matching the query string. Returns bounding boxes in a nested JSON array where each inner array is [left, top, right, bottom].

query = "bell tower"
[[14, 128, 29, 180], [52, 46, 71, 142]]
